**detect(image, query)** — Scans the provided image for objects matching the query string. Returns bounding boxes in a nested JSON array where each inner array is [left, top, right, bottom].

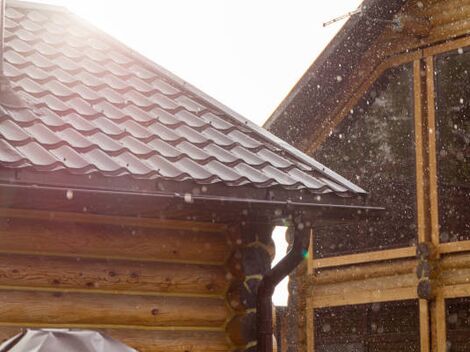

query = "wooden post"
[[420, 299, 430, 352]]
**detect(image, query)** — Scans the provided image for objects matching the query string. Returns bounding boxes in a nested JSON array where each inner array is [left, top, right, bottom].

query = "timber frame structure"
[[267, 0, 470, 351]]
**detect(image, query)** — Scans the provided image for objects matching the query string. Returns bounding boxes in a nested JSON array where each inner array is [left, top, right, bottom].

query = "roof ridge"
[[6, 0, 68, 13]]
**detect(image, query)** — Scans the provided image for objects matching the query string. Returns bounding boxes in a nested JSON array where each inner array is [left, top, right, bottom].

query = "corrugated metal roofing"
[[0, 1, 366, 196]]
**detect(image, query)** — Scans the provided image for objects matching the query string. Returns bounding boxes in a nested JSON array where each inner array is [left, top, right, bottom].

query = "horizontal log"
[[0, 253, 227, 296], [312, 259, 416, 285], [0, 327, 229, 352], [0, 218, 229, 264], [441, 252, 470, 269], [310, 273, 417, 297], [0, 208, 226, 233], [0, 290, 227, 328]]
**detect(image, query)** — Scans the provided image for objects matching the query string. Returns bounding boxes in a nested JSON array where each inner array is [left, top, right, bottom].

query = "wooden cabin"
[[0, 1, 371, 351], [266, 0, 470, 351]]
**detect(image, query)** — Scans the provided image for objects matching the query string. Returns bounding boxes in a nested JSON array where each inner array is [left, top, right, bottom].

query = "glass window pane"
[[435, 49, 470, 243], [313, 64, 416, 257], [314, 301, 420, 352], [446, 297, 470, 351]]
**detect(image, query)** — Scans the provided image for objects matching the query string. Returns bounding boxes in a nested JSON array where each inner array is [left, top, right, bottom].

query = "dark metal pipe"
[[256, 224, 311, 352]]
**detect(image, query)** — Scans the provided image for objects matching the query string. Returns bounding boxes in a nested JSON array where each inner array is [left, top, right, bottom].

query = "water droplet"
[[183, 193, 193, 203], [66, 190, 74, 200], [457, 47, 464, 54], [336, 75, 342, 82]]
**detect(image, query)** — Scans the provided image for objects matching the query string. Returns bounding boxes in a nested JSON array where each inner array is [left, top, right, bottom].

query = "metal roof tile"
[[16, 141, 59, 166], [202, 144, 239, 164], [0, 119, 30, 143], [145, 155, 185, 178], [4, 49, 28, 65], [61, 112, 97, 133], [174, 95, 206, 113], [150, 92, 179, 110], [88, 132, 123, 153], [16, 77, 45, 95], [49, 144, 90, 169], [200, 112, 232, 130], [120, 120, 153, 139], [122, 105, 154, 123], [200, 127, 234, 147], [0, 139, 26, 163], [146, 139, 181, 159], [119, 135, 154, 156], [150, 78, 179, 96], [26, 10, 48, 23], [43, 80, 75, 98], [99, 87, 126, 105], [67, 97, 97, 116], [174, 110, 207, 128], [89, 98, 122, 117], [175, 141, 212, 161], [226, 130, 262, 149], [82, 148, 123, 173], [91, 116, 124, 136], [0, 2, 364, 196], [24, 123, 63, 146], [56, 129, 94, 149]]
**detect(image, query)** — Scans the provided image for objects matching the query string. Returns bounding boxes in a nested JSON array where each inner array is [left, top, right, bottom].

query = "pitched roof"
[[264, 0, 406, 148], [0, 0, 366, 200]]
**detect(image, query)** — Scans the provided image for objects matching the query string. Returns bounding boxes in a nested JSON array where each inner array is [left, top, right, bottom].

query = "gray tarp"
[[0, 329, 137, 352]]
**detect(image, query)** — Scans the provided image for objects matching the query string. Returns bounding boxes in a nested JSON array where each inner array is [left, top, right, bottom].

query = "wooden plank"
[[420, 299, 430, 352], [0, 327, 229, 352], [423, 35, 470, 57], [439, 240, 470, 255], [441, 252, 470, 269], [0, 218, 229, 265], [310, 287, 417, 308], [0, 290, 227, 328], [310, 273, 417, 298], [440, 284, 470, 299], [414, 59, 427, 244], [434, 294, 447, 352], [311, 246, 416, 269], [306, 300, 314, 352], [311, 259, 416, 285], [0, 253, 227, 296], [426, 56, 440, 250], [0, 208, 226, 232]]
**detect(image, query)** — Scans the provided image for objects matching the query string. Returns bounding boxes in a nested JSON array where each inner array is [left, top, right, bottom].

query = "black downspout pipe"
[[256, 224, 311, 352]]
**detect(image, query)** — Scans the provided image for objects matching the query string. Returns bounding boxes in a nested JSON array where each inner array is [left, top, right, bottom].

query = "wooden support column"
[[225, 223, 274, 352], [420, 299, 430, 352]]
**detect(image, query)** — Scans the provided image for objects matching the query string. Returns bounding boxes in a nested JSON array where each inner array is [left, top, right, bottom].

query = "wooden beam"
[[0, 218, 229, 265], [440, 283, 470, 299], [0, 289, 227, 328], [311, 246, 416, 269], [310, 273, 417, 298], [434, 294, 447, 352], [0, 208, 227, 233], [439, 240, 470, 255], [419, 299, 430, 352], [414, 59, 428, 244], [0, 253, 227, 297], [425, 56, 440, 250], [311, 259, 416, 285], [306, 302, 314, 352], [310, 287, 417, 308], [423, 35, 470, 57]]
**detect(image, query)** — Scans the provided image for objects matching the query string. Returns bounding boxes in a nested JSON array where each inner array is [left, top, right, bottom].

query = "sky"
[[32, 0, 362, 305]]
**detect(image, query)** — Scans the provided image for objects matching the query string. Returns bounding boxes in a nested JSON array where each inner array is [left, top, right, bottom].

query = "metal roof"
[[0, 0, 366, 197]]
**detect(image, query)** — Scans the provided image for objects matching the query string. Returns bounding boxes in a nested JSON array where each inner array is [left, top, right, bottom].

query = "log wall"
[[0, 209, 232, 351]]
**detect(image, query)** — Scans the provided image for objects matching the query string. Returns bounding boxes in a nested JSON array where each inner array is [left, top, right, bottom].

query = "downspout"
[[256, 222, 311, 352]]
